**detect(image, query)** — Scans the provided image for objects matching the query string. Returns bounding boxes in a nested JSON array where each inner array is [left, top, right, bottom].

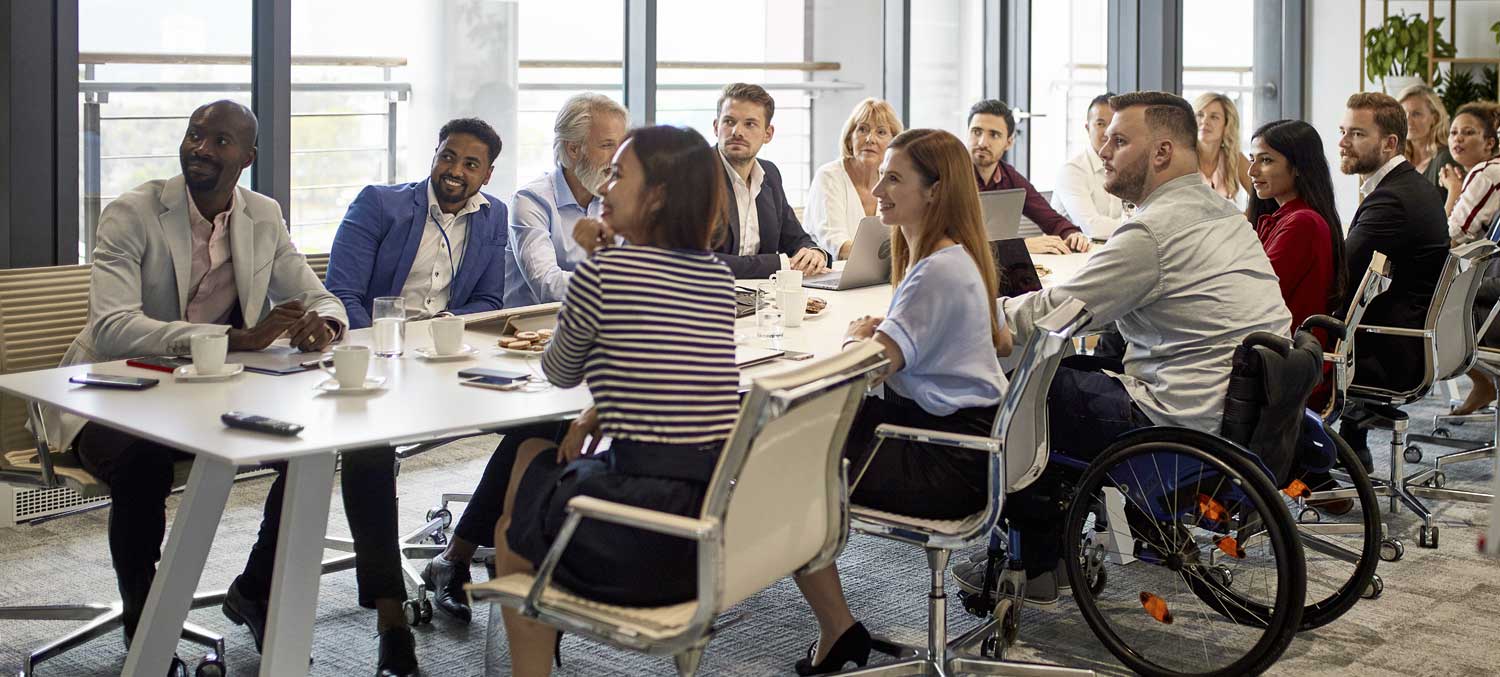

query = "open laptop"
[[980, 189, 1027, 241], [804, 216, 892, 291], [990, 237, 1043, 298]]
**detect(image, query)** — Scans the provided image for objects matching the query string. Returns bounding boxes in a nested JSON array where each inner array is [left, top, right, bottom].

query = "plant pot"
[[1383, 75, 1426, 96]]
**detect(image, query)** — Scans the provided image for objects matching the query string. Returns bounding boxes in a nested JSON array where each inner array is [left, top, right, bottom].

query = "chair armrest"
[[874, 424, 999, 454], [1356, 324, 1431, 338]]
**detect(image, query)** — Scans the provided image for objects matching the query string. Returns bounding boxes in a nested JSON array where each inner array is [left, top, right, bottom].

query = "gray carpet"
[[1, 391, 1497, 677]]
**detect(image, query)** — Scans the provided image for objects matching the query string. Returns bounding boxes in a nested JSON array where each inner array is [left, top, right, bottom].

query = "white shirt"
[[804, 159, 868, 255], [720, 150, 765, 256], [1359, 154, 1408, 200], [402, 182, 482, 319], [1050, 147, 1126, 240]]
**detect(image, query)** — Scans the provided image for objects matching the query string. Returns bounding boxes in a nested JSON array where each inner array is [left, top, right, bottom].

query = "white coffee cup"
[[430, 316, 466, 355], [320, 345, 371, 389], [777, 289, 806, 327], [189, 333, 228, 376], [771, 268, 803, 291]]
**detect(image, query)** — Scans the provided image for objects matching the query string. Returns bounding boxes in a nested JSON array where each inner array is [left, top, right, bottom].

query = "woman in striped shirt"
[[492, 125, 740, 675], [790, 129, 1014, 674]]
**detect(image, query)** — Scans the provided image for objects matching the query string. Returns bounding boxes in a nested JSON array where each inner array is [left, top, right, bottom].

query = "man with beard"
[[953, 92, 1290, 604], [44, 101, 417, 675], [1334, 92, 1449, 467], [326, 118, 509, 327], [502, 93, 628, 306], [966, 99, 1091, 254]]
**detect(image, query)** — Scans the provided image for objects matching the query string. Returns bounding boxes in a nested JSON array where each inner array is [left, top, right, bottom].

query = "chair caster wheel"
[[429, 530, 448, 546], [1419, 525, 1440, 548], [426, 507, 453, 528], [1298, 507, 1321, 523], [1403, 446, 1423, 464], [195, 652, 226, 677], [1362, 574, 1384, 600], [1425, 471, 1447, 489], [169, 656, 188, 677], [1432, 426, 1450, 438], [958, 590, 991, 619], [420, 598, 434, 624], [403, 599, 423, 626], [1380, 538, 1405, 562], [981, 634, 1001, 659]]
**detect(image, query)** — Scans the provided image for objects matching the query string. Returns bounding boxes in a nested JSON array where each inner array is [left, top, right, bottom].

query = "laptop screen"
[[990, 238, 1043, 297]]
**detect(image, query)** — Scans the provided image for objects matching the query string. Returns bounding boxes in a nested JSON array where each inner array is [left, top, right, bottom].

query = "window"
[[516, 1, 625, 190], [907, 0, 984, 136], [1027, 0, 1108, 193], [655, 0, 814, 207], [1182, 0, 1256, 154], [78, 0, 253, 262]]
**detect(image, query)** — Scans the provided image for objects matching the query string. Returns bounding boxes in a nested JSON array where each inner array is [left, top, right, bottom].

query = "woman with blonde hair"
[[1398, 83, 1458, 191], [1192, 92, 1253, 202], [805, 98, 903, 258], [786, 128, 1013, 674]]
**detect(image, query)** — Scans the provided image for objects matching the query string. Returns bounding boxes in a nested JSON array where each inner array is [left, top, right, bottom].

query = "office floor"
[[1, 392, 1497, 677]]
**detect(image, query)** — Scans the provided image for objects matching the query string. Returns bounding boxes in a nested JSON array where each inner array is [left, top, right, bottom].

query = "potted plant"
[[1364, 12, 1456, 94]]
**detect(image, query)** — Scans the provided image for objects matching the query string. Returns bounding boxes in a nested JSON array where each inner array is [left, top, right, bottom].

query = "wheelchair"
[[957, 315, 1385, 676]]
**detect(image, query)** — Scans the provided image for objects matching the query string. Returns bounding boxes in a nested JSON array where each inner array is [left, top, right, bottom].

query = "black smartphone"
[[457, 367, 528, 381], [460, 375, 526, 391], [68, 373, 159, 390], [221, 411, 304, 436]]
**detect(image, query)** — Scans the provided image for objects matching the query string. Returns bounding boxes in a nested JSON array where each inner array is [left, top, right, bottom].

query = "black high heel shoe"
[[794, 622, 871, 675]]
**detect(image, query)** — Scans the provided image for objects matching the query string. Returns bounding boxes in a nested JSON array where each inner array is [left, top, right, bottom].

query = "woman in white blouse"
[[804, 98, 903, 259]]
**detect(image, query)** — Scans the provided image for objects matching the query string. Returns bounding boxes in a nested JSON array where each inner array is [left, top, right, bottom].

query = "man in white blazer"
[[52, 101, 419, 675]]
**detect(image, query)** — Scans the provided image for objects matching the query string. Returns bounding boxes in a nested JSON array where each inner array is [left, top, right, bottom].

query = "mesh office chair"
[[467, 342, 888, 676], [1345, 240, 1500, 548], [0, 264, 227, 677]]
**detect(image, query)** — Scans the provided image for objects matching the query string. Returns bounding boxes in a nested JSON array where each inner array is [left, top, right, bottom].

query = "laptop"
[[990, 238, 1043, 298], [804, 216, 892, 291], [979, 189, 1027, 241]]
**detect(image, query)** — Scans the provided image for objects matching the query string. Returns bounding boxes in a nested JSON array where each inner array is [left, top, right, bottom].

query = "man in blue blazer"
[[327, 118, 509, 328]]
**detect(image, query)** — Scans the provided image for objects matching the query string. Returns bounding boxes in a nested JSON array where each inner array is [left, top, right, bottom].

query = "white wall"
[[1308, 0, 1500, 222]]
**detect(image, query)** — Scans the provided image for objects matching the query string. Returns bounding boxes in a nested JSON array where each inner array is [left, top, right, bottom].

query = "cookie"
[[536, 328, 554, 338], [516, 330, 540, 341], [506, 339, 532, 350]]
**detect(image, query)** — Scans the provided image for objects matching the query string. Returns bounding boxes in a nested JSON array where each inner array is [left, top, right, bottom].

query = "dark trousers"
[[844, 391, 995, 520], [1006, 357, 1152, 576], [75, 423, 407, 634], [451, 421, 569, 548]]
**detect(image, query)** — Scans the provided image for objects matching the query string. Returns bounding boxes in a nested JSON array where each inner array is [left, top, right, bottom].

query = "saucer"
[[414, 345, 478, 361], [174, 363, 244, 382], [316, 376, 387, 394], [495, 346, 546, 359]]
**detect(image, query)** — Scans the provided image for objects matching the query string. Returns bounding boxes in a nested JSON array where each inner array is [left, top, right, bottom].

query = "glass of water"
[[372, 296, 406, 357], [756, 281, 784, 338]]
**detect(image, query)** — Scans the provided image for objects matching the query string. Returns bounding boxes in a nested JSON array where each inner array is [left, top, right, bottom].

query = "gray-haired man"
[[501, 92, 629, 307]]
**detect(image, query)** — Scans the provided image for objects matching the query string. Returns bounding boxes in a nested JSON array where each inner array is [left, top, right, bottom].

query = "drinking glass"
[[755, 281, 784, 338], [372, 296, 406, 357]]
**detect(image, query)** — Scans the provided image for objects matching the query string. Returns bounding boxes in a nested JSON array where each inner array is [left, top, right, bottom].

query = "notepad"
[[735, 346, 785, 369], [228, 344, 319, 375]]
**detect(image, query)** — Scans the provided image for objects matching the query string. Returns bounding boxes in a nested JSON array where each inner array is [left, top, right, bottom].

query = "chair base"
[[0, 591, 227, 676]]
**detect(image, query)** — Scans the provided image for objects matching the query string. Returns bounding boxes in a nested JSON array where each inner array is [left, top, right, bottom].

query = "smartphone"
[[780, 350, 815, 361], [457, 367, 528, 381], [69, 373, 159, 390], [461, 375, 526, 391], [126, 356, 191, 373]]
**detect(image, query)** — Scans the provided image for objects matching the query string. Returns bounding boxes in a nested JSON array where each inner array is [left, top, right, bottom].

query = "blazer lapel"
[[390, 181, 429, 296], [227, 188, 263, 325], [722, 165, 742, 253], [158, 176, 195, 316], [755, 183, 777, 254]]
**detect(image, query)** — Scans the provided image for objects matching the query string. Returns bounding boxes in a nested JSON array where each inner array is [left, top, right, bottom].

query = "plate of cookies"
[[805, 296, 830, 319], [496, 329, 554, 358]]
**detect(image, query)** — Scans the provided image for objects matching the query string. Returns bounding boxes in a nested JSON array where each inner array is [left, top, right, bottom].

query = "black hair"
[[1246, 119, 1349, 308], [629, 125, 726, 251], [1086, 92, 1116, 117], [967, 99, 1017, 137], [438, 118, 503, 164]]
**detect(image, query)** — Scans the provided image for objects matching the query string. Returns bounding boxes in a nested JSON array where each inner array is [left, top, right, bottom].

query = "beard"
[[1340, 145, 1384, 175], [1103, 153, 1150, 204], [181, 156, 223, 192], [572, 153, 610, 198]]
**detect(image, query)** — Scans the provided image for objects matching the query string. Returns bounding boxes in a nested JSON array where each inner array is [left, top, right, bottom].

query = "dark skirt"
[[845, 390, 997, 520], [506, 438, 721, 607]]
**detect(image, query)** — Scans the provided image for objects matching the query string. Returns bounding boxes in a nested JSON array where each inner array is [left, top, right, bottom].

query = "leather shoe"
[[377, 625, 421, 677], [221, 577, 270, 653], [421, 557, 473, 624]]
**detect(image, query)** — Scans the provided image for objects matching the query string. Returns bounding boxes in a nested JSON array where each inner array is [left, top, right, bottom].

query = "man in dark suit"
[[326, 118, 508, 328], [711, 83, 830, 278], [1337, 92, 1450, 462]]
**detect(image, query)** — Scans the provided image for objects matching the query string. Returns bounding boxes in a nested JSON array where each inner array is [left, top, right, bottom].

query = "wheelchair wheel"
[[1289, 428, 1382, 630], [1065, 428, 1304, 677]]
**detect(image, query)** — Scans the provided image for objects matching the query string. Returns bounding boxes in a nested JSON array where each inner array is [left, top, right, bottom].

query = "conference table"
[[0, 250, 1091, 676]]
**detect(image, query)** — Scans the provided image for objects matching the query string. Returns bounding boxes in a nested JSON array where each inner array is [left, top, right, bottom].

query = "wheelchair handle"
[[1298, 314, 1347, 341], [1242, 331, 1291, 356]]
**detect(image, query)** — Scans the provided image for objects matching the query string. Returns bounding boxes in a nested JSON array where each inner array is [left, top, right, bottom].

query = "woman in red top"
[[1246, 119, 1348, 331]]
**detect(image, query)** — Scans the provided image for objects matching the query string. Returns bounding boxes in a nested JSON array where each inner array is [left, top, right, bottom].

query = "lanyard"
[[432, 212, 465, 282]]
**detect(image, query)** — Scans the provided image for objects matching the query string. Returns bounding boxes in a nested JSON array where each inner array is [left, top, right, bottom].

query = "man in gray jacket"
[[56, 101, 418, 675], [957, 91, 1292, 603]]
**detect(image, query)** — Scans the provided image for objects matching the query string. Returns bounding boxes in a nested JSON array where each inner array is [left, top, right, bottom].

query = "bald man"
[[48, 100, 419, 675]]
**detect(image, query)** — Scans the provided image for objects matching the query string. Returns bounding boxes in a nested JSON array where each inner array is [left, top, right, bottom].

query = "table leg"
[[259, 452, 337, 677], [121, 457, 236, 676]]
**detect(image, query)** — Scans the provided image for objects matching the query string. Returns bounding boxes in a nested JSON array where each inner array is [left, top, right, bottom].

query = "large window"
[[1182, 0, 1256, 154], [78, 0, 253, 262], [907, 1, 984, 137], [1028, 0, 1108, 193], [655, 0, 814, 207], [516, 1, 625, 189]]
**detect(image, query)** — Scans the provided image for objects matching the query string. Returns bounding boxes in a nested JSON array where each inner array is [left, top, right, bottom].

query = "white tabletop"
[[0, 322, 592, 465]]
